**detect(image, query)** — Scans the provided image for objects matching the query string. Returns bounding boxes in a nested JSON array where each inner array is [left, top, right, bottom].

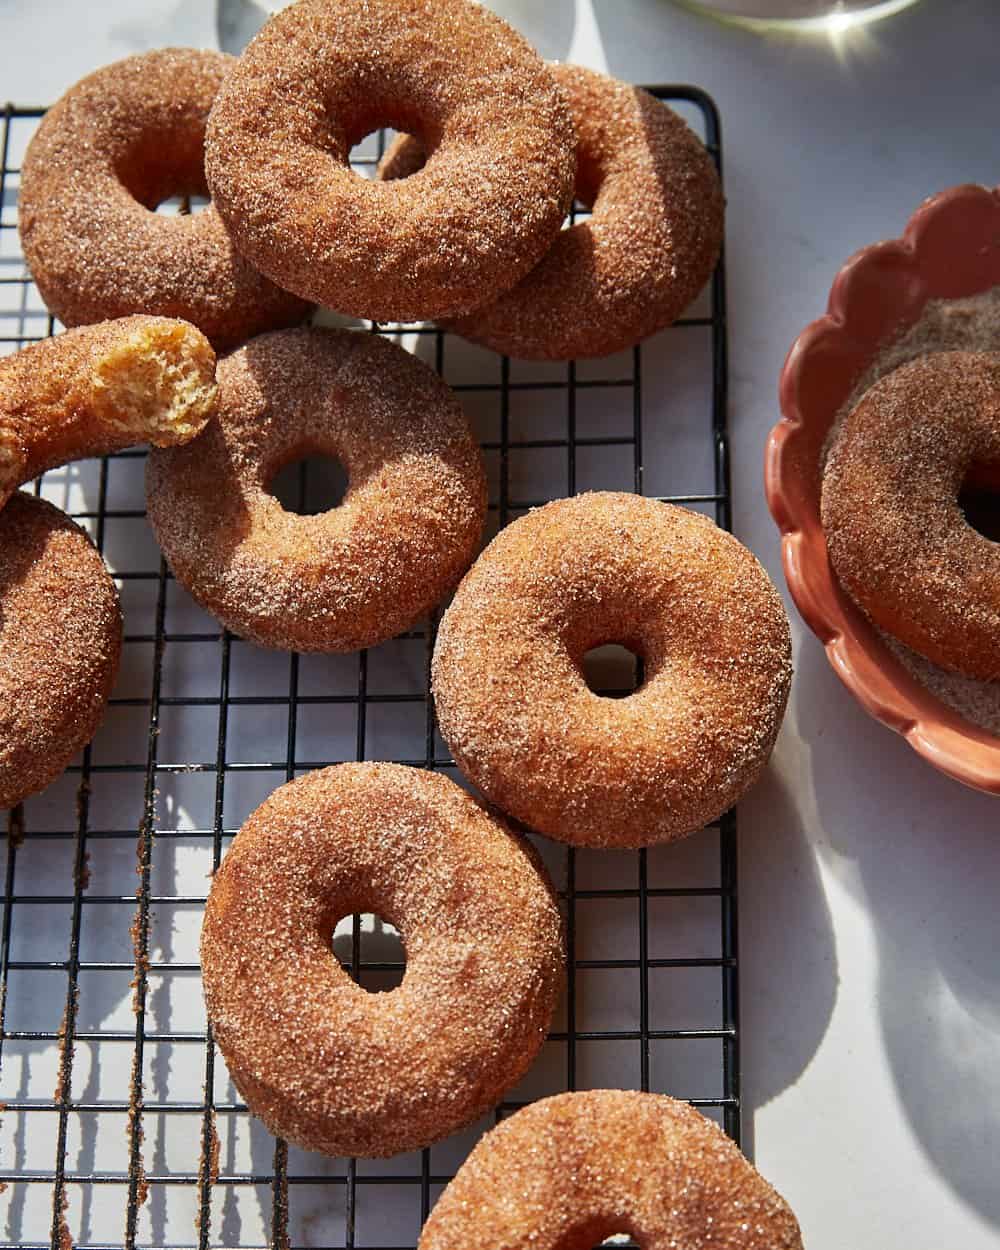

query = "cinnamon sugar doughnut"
[[201, 762, 564, 1158], [18, 49, 309, 350], [146, 327, 485, 652], [432, 493, 791, 848], [0, 316, 217, 511], [0, 494, 122, 810], [204, 0, 576, 323], [419, 1090, 803, 1250], [823, 350, 1000, 680], [380, 65, 724, 359]]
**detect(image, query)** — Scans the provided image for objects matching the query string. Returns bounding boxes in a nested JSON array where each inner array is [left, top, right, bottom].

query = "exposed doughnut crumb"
[[418, 1089, 803, 1250], [204, 0, 576, 322], [822, 350, 1000, 680], [200, 762, 565, 1158], [18, 48, 309, 350], [146, 326, 485, 652], [0, 316, 217, 510], [432, 492, 792, 848], [381, 64, 724, 359], [0, 494, 122, 810]]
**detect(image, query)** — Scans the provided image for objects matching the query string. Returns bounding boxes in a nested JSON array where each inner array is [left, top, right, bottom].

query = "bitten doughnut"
[[204, 0, 576, 323], [433, 493, 791, 847], [0, 494, 122, 810], [823, 350, 1000, 680], [0, 316, 217, 511], [18, 49, 309, 349], [380, 65, 724, 359], [201, 762, 564, 1157], [146, 327, 485, 651], [418, 1090, 804, 1250]]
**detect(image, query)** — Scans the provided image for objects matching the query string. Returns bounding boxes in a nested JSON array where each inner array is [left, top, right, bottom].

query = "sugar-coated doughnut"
[[380, 64, 724, 359], [433, 493, 791, 847], [19, 49, 309, 350], [418, 1090, 803, 1250], [146, 327, 485, 652], [0, 316, 217, 512], [204, 0, 576, 323], [201, 762, 565, 1158], [823, 350, 1000, 680], [0, 494, 122, 810]]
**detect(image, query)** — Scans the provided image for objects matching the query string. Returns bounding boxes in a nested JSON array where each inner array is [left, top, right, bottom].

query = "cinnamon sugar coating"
[[418, 1090, 803, 1250], [823, 350, 1000, 680], [0, 494, 122, 810], [200, 762, 565, 1158], [204, 0, 576, 323], [18, 49, 309, 350], [0, 315, 217, 511], [380, 64, 724, 359], [145, 327, 485, 652], [432, 493, 791, 848]]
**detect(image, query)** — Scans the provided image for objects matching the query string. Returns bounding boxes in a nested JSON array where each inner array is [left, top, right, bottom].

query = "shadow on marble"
[[797, 636, 1000, 1231], [738, 758, 839, 1158]]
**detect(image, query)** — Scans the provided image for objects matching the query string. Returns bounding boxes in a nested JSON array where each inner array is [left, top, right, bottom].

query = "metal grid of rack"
[[0, 87, 735, 1249]]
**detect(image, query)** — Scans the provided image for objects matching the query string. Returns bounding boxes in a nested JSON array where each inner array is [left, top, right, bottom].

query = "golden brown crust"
[[432, 493, 792, 847], [0, 494, 122, 810], [145, 326, 485, 652], [380, 64, 724, 359], [418, 1090, 803, 1250], [200, 762, 565, 1158], [204, 0, 576, 322], [0, 316, 217, 510], [18, 48, 309, 350], [822, 350, 1000, 680]]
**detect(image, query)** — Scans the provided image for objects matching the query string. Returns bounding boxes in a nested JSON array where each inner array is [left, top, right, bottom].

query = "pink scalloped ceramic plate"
[[766, 183, 1000, 794]]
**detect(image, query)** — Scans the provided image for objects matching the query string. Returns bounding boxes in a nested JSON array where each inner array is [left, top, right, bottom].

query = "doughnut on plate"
[[767, 182, 1000, 794]]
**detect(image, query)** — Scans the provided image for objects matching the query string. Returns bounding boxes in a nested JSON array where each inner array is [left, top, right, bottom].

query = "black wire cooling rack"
[[0, 87, 735, 1250]]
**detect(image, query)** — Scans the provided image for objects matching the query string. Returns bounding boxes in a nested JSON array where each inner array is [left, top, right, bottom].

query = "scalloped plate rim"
[[767, 181, 1000, 795]]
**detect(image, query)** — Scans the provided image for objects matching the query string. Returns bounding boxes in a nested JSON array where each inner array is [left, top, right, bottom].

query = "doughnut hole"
[[581, 644, 642, 698], [348, 128, 409, 181], [114, 128, 210, 212], [268, 452, 349, 515], [90, 319, 217, 445], [566, 1218, 641, 1249], [959, 461, 1000, 542], [155, 192, 211, 216], [331, 912, 406, 993]]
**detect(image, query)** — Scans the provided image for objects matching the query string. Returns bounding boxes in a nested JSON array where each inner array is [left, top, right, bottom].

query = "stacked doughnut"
[[823, 351, 1000, 681], [12, 1, 799, 1243], [21, 9, 723, 356]]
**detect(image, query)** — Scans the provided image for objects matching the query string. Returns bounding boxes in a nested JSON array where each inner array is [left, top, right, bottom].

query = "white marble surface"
[[2, 2, 1000, 1248]]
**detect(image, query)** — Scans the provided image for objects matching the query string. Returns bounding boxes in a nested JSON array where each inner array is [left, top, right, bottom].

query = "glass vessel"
[[680, 0, 920, 30]]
